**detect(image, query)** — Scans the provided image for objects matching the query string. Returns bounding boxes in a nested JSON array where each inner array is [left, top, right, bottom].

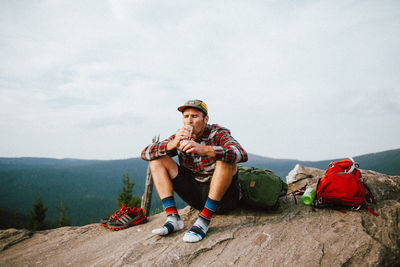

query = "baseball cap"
[[177, 99, 208, 115]]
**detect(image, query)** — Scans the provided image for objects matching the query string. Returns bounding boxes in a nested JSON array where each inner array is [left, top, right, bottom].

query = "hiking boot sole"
[[107, 217, 147, 231]]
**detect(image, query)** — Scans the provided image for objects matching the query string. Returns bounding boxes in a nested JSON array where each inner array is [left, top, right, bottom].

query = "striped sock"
[[152, 196, 184, 236], [183, 197, 219, 243], [162, 196, 179, 216]]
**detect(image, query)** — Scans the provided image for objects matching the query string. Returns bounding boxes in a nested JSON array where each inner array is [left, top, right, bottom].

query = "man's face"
[[182, 108, 209, 138]]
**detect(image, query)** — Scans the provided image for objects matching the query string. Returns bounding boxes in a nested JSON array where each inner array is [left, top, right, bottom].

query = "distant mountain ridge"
[[0, 148, 399, 227], [0, 157, 106, 170]]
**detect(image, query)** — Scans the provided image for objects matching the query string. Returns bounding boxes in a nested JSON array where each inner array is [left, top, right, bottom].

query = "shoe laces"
[[127, 207, 144, 216], [109, 204, 129, 221]]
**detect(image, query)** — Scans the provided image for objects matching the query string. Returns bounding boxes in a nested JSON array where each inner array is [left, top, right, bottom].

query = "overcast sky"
[[0, 0, 399, 161]]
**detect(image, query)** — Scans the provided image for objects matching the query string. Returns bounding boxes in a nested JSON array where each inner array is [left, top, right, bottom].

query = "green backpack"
[[238, 166, 288, 209]]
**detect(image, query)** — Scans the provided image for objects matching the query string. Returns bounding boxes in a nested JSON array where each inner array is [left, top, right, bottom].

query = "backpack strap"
[[313, 199, 336, 210], [363, 182, 377, 204], [362, 181, 378, 216], [291, 184, 307, 196], [362, 201, 378, 216], [346, 157, 356, 173], [289, 184, 307, 205]]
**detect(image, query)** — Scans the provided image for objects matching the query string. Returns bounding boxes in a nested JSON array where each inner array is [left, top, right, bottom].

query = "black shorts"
[[172, 165, 239, 214]]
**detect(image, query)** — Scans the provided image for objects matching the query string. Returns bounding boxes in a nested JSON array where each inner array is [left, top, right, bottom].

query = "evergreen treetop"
[[56, 200, 71, 227], [29, 193, 48, 231], [118, 173, 141, 208]]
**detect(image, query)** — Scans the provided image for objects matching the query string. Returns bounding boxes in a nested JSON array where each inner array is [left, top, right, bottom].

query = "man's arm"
[[140, 135, 177, 161], [180, 141, 216, 157], [181, 126, 247, 163], [141, 126, 192, 161], [211, 128, 248, 163]]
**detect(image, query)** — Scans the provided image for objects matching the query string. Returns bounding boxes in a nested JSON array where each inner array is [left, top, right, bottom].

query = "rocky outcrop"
[[1, 166, 399, 266]]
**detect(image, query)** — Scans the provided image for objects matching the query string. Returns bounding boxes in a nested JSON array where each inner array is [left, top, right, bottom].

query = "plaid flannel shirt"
[[141, 124, 248, 182]]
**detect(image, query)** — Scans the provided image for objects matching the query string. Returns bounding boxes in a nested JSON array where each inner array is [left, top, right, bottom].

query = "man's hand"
[[167, 126, 192, 151], [180, 140, 216, 157]]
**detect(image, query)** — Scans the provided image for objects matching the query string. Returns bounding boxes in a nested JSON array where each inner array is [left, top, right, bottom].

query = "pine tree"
[[118, 173, 141, 208], [29, 194, 48, 231], [56, 200, 71, 227]]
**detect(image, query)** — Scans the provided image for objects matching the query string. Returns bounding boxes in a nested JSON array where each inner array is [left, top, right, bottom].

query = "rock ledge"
[[1, 166, 399, 266]]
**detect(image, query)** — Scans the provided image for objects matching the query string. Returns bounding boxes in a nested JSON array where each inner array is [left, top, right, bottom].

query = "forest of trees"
[[1, 149, 399, 229], [5, 173, 143, 231]]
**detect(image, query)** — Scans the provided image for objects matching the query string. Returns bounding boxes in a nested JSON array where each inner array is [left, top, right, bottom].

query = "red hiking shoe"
[[107, 207, 147, 231], [100, 204, 129, 228]]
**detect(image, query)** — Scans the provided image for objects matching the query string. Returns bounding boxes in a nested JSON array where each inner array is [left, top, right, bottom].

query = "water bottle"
[[301, 187, 316, 205], [184, 124, 193, 140], [179, 124, 193, 149]]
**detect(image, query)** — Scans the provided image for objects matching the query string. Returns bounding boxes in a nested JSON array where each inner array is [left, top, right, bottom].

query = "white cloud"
[[0, 0, 399, 160]]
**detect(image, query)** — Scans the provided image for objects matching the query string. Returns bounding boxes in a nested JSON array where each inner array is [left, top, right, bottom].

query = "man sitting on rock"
[[141, 99, 248, 242]]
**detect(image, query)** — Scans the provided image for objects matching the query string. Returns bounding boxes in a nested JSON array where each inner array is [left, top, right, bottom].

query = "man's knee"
[[215, 161, 237, 175], [149, 156, 178, 178], [209, 161, 239, 203], [149, 157, 164, 170]]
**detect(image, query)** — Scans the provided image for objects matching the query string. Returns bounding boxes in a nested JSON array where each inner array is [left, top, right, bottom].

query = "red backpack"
[[316, 158, 377, 216]]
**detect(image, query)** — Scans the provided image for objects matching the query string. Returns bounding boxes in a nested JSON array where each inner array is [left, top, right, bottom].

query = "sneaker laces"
[[109, 204, 129, 222], [114, 207, 145, 224]]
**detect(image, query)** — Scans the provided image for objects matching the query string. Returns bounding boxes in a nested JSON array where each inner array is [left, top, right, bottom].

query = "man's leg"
[[208, 161, 237, 201], [150, 156, 184, 236], [183, 161, 237, 242]]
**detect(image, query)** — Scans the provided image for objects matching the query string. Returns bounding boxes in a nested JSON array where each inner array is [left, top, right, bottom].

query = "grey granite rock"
[[1, 166, 399, 266]]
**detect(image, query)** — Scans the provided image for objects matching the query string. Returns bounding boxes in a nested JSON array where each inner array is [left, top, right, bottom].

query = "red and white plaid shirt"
[[141, 124, 248, 182]]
